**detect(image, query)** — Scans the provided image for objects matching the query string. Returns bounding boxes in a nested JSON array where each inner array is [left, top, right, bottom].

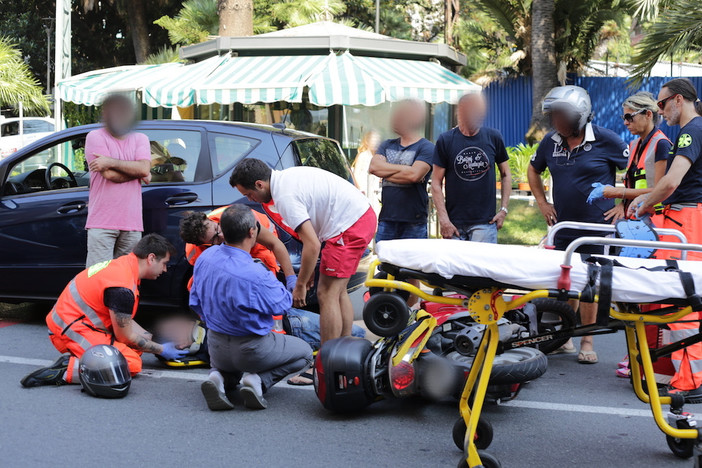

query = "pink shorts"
[[320, 207, 377, 278]]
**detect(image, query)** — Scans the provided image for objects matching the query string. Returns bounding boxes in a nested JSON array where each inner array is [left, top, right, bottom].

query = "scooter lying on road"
[[313, 282, 570, 423]]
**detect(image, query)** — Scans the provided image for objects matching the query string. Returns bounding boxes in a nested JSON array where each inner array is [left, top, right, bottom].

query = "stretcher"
[[364, 224, 702, 468]]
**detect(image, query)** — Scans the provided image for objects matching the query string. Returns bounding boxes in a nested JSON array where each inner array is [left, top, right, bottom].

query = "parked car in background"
[[0, 116, 55, 159], [0, 120, 370, 308]]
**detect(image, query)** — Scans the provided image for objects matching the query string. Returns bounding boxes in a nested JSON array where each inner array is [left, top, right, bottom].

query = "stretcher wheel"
[[452, 416, 493, 451], [457, 451, 501, 468], [367, 272, 410, 301], [529, 298, 577, 355], [666, 420, 695, 459], [363, 292, 410, 337]]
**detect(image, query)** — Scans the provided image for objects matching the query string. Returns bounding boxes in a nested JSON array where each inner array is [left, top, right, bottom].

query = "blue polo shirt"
[[377, 137, 434, 223], [665, 116, 702, 205], [189, 244, 291, 337], [433, 127, 509, 225], [531, 123, 629, 223]]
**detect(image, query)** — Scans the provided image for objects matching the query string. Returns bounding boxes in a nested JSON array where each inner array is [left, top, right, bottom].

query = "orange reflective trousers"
[[655, 205, 702, 390], [47, 310, 142, 384]]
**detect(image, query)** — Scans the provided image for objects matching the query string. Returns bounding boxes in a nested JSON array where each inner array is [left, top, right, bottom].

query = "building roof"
[[258, 21, 390, 40], [181, 21, 466, 68]]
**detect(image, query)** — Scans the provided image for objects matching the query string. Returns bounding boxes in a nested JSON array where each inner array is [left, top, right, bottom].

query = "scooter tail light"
[[314, 354, 326, 403], [390, 361, 415, 391]]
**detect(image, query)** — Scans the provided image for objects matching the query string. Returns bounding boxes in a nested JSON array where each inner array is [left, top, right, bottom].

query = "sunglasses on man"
[[657, 94, 679, 110], [621, 109, 645, 122]]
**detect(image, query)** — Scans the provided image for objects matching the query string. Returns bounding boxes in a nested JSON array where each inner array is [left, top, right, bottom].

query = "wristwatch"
[[500, 207, 509, 215]]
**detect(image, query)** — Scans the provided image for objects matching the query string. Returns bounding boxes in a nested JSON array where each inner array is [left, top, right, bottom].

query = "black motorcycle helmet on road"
[[79, 344, 132, 398]]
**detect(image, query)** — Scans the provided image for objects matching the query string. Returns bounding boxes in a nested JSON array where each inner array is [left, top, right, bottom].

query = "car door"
[[137, 125, 213, 304], [0, 133, 91, 300]]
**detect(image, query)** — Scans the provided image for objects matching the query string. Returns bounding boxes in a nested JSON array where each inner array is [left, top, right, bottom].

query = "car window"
[[23, 120, 54, 134], [4, 137, 89, 196], [140, 129, 202, 183], [294, 138, 352, 182], [1, 121, 19, 137], [208, 132, 259, 176]]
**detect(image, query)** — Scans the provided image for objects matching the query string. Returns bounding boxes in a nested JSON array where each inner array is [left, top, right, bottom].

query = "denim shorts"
[[375, 220, 428, 243], [286, 308, 365, 351], [454, 223, 498, 243]]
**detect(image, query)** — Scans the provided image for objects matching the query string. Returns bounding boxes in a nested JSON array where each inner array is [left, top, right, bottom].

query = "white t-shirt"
[[270, 167, 371, 242]]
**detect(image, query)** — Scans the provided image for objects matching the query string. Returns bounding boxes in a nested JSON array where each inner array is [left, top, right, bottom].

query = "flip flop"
[[578, 350, 598, 364], [549, 344, 577, 355], [287, 370, 314, 386]]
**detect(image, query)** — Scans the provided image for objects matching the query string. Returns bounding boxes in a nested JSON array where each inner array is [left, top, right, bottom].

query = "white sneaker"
[[239, 372, 267, 410]]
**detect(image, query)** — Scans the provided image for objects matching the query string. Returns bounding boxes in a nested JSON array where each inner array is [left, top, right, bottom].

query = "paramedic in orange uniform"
[[180, 206, 296, 290], [20, 234, 188, 388], [629, 78, 702, 401]]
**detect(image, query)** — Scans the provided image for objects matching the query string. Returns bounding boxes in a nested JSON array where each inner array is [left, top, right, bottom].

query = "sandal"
[[287, 370, 314, 386], [549, 344, 577, 355], [578, 350, 598, 364]]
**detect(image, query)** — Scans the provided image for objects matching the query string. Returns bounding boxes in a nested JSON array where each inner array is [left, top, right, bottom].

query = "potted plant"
[[507, 143, 539, 191]]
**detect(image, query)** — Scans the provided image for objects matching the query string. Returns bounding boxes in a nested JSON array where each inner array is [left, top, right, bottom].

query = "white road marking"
[[0, 354, 668, 408], [0, 354, 314, 390], [500, 399, 654, 418]]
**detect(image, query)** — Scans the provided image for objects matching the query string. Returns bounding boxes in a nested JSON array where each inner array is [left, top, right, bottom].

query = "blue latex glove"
[[159, 342, 189, 360], [586, 182, 611, 204], [285, 275, 298, 292]]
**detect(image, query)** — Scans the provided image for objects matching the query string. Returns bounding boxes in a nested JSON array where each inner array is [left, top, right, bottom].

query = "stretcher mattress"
[[375, 239, 702, 304]]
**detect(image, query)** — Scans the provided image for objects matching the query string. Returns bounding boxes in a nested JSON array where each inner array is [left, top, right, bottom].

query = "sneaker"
[[661, 385, 702, 404], [239, 373, 267, 410], [200, 380, 235, 411], [20, 355, 70, 388]]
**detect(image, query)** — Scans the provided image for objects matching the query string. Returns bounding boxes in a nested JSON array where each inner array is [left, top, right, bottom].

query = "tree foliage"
[[0, 37, 50, 114], [630, 0, 702, 83], [456, 0, 629, 82]]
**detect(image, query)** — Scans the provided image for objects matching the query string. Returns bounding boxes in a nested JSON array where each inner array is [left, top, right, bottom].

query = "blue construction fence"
[[483, 75, 702, 147]]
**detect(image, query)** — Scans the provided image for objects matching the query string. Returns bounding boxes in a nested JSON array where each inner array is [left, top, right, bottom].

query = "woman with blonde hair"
[[352, 130, 382, 214], [588, 91, 672, 213]]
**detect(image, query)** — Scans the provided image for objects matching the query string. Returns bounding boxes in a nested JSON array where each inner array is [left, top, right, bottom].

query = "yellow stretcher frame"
[[364, 258, 700, 468]]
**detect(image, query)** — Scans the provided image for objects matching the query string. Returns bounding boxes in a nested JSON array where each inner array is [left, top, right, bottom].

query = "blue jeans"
[[286, 308, 366, 351], [454, 223, 498, 243], [375, 220, 428, 243]]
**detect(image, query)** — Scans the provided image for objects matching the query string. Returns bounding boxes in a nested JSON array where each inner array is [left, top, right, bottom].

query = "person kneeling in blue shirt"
[[190, 204, 313, 411]]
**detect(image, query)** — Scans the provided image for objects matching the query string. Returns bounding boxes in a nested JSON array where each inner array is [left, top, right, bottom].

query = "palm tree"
[[460, 0, 626, 141], [155, 0, 220, 45], [630, 0, 702, 83], [528, 0, 558, 142], [0, 37, 50, 114], [218, 0, 254, 36]]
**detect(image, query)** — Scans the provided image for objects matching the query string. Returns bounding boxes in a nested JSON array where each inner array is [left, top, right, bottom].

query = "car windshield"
[[293, 138, 352, 182]]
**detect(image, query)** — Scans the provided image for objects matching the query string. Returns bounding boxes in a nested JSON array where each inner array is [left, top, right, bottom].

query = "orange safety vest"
[[47, 253, 141, 339], [185, 207, 280, 280], [262, 200, 300, 241], [625, 129, 670, 190]]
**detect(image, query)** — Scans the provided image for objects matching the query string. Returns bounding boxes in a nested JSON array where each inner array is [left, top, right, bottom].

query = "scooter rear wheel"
[[452, 416, 493, 451]]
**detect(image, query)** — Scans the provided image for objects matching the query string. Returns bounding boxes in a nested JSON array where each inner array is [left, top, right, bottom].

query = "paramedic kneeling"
[[629, 78, 702, 401], [189, 204, 313, 410], [21, 234, 187, 388]]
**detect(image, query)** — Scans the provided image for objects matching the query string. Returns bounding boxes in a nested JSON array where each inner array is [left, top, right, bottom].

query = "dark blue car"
[[0, 120, 370, 307]]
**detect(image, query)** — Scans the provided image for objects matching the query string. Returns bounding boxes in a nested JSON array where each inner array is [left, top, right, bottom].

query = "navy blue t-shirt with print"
[[531, 124, 629, 223], [665, 116, 702, 205], [433, 127, 509, 225], [377, 137, 435, 223]]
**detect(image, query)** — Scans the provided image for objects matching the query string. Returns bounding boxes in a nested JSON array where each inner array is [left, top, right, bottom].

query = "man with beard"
[[84, 94, 152, 267]]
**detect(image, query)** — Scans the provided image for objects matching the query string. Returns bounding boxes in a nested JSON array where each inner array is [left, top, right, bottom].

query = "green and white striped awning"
[[57, 63, 182, 106], [58, 52, 480, 108], [196, 55, 330, 105], [142, 55, 228, 108]]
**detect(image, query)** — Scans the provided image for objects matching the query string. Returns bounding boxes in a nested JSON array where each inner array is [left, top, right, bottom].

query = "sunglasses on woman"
[[657, 94, 679, 110], [621, 109, 645, 122]]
